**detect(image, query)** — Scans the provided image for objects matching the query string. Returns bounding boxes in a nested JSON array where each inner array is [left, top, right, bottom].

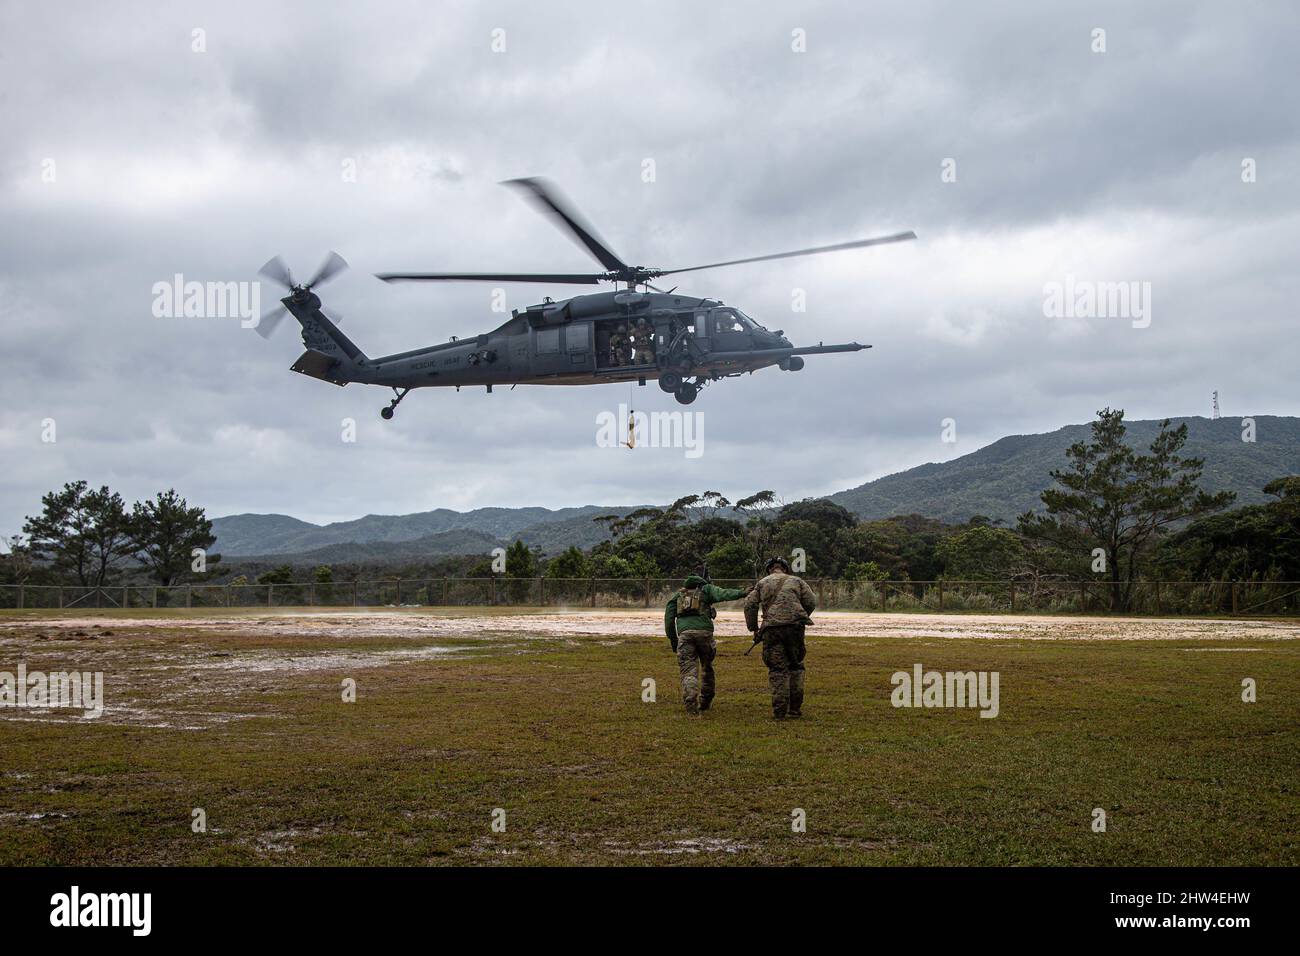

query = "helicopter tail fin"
[[290, 349, 350, 386], [284, 294, 369, 372]]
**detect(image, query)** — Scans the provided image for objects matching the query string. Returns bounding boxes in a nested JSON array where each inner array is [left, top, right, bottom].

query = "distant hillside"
[[236, 529, 505, 566], [514, 511, 633, 553], [211, 416, 1300, 562], [829, 416, 1300, 524], [212, 505, 639, 559]]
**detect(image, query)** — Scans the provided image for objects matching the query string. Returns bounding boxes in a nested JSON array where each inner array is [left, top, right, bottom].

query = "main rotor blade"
[[254, 304, 289, 340], [502, 177, 630, 274], [305, 250, 348, 290], [257, 255, 295, 290], [656, 231, 917, 277], [375, 271, 604, 285]]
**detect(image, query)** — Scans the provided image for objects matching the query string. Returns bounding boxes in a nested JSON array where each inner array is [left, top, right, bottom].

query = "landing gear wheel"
[[658, 371, 682, 393], [381, 387, 410, 420], [674, 382, 699, 405]]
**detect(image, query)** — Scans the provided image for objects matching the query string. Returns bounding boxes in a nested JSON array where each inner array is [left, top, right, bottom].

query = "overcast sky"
[[2, 0, 1297, 534]]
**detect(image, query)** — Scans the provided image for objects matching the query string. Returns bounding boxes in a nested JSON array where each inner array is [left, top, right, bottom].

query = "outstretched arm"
[[705, 584, 747, 604]]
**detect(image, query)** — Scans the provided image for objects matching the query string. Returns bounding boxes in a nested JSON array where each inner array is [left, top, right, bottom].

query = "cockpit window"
[[711, 308, 747, 334]]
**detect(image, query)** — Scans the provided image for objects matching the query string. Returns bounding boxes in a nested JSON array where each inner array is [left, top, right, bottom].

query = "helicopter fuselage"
[[326, 289, 865, 395]]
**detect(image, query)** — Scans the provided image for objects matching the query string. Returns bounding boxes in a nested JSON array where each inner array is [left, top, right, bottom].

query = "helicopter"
[[256, 178, 915, 419]]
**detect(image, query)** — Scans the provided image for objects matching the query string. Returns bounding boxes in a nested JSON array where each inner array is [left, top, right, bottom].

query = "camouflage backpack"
[[678, 585, 704, 615]]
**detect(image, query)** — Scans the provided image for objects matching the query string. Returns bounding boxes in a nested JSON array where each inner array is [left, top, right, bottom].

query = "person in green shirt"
[[664, 574, 749, 714]]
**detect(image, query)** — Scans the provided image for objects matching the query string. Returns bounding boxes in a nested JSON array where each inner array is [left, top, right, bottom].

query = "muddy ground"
[[6, 606, 1299, 641], [2, 608, 1297, 865]]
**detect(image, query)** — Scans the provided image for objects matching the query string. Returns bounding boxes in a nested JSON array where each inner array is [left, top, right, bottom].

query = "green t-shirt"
[[665, 575, 748, 639]]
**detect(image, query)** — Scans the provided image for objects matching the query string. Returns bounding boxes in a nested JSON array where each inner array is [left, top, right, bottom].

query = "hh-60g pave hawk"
[[256, 178, 915, 419]]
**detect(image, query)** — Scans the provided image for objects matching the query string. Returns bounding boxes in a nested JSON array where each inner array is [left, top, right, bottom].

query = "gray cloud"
[[2, 0, 1298, 532]]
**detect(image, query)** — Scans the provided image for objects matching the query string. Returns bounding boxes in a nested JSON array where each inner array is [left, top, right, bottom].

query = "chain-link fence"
[[2, 578, 1298, 616]]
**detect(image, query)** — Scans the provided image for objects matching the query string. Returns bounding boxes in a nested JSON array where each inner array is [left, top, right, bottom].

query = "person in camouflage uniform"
[[632, 318, 655, 365], [744, 557, 817, 719], [665, 574, 749, 714], [609, 322, 631, 366]]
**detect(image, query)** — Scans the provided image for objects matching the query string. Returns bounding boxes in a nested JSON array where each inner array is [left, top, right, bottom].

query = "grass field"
[[1, 607, 1297, 866]]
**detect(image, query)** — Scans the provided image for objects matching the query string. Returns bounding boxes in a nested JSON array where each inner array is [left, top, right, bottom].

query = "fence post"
[[123, 586, 129, 609], [153, 587, 158, 609], [489, 577, 496, 606], [539, 576, 545, 607], [937, 580, 944, 611], [442, 577, 448, 605], [1232, 583, 1239, 615], [96, 587, 102, 609], [1154, 580, 1161, 615], [267, 584, 272, 607], [1009, 582, 1015, 612], [1080, 582, 1087, 611], [186, 585, 193, 608], [16, 585, 23, 610], [590, 578, 596, 608], [58, 587, 64, 609], [396, 580, 402, 606], [644, 576, 651, 608]]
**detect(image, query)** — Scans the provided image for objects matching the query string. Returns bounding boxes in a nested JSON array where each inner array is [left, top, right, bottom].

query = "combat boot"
[[788, 671, 805, 717]]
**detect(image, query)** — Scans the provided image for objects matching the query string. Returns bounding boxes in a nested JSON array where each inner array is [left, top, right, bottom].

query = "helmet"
[[765, 556, 792, 573]]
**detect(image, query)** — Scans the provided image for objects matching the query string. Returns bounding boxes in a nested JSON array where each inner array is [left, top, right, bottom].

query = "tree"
[[0, 534, 35, 586], [1159, 475, 1300, 581], [130, 489, 219, 586], [704, 538, 754, 580], [734, 490, 783, 577], [545, 546, 589, 579], [590, 552, 660, 579], [843, 560, 888, 582], [504, 540, 538, 578], [313, 565, 334, 603], [257, 564, 302, 603], [503, 539, 538, 601], [258, 565, 294, 585], [1018, 409, 1235, 610], [22, 481, 135, 587], [776, 499, 857, 533], [935, 526, 1028, 580]]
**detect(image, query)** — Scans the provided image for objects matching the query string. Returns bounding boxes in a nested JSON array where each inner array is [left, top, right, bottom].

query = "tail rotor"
[[254, 251, 348, 339]]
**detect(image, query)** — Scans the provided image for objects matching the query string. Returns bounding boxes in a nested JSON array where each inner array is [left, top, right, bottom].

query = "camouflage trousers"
[[676, 629, 716, 714], [760, 623, 806, 718]]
